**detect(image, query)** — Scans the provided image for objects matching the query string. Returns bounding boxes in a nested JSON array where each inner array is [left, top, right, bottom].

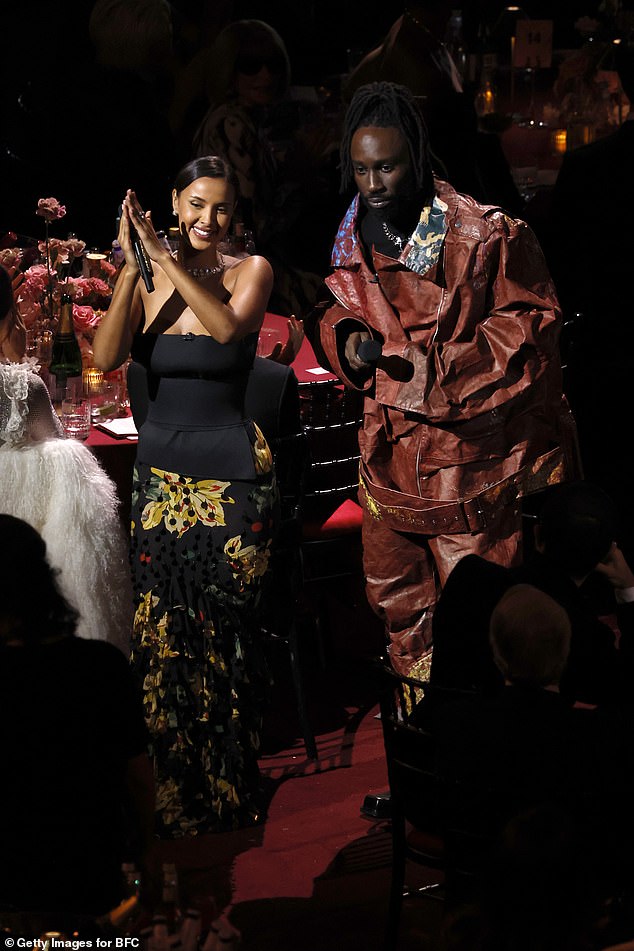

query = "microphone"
[[116, 204, 155, 293], [356, 339, 383, 365], [130, 224, 155, 293]]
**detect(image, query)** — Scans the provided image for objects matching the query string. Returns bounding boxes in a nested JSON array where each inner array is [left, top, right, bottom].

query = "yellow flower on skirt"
[[224, 534, 272, 586], [141, 468, 235, 537], [252, 422, 273, 475]]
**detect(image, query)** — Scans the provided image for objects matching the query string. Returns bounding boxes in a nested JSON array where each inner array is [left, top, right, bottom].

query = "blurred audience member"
[[0, 514, 154, 921], [192, 18, 333, 316]]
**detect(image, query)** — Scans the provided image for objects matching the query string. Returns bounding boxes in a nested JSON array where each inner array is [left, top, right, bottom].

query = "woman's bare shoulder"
[[222, 252, 273, 288]]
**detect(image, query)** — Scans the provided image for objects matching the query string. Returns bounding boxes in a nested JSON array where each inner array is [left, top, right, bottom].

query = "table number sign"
[[513, 20, 553, 69]]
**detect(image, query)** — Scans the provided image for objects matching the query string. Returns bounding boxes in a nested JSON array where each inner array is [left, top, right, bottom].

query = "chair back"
[[378, 663, 444, 844], [378, 661, 445, 951], [378, 663, 490, 903], [298, 379, 363, 516], [127, 355, 302, 446]]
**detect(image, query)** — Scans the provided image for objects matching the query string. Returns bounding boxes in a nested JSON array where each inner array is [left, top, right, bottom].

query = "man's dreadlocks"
[[339, 81, 434, 201]]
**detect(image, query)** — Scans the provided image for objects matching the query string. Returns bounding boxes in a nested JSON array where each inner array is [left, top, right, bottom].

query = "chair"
[[295, 378, 366, 656], [377, 663, 489, 951], [298, 377, 364, 517], [377, 662, 446, 951], [245, 360, 320, 759], [260, 427, 319, 759]]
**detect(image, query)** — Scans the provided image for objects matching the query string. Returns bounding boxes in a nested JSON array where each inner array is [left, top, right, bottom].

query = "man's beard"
[[362, 191, 422, 231]]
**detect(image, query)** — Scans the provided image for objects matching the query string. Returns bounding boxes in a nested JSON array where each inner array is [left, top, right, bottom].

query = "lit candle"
[[83, 367, 104, 396], [84, 249, 108, 278], [551, 129, 567, 154]]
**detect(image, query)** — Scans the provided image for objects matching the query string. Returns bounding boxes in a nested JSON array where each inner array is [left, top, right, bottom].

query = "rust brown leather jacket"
[[316, 180, 578, 535]]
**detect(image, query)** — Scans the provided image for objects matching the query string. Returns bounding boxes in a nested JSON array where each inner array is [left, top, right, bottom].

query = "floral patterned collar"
[[331, 193, 449, 277]]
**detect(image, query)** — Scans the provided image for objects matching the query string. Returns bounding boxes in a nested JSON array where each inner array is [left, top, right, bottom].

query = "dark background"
[[0, 0, 610, 246]]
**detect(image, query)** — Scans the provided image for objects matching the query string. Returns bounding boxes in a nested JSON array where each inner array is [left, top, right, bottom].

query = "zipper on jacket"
[[431, 288, 445, 344]]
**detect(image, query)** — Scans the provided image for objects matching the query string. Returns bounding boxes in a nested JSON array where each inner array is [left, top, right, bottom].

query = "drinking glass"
[[90, 381, 121, 422], [61, 396, 91, 440]]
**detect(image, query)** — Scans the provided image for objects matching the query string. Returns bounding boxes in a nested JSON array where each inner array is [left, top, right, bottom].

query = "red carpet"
[[151, 587, 444, 949]]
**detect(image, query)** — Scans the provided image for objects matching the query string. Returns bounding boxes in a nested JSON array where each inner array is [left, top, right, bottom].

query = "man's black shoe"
[[361, 791, 392, 819]]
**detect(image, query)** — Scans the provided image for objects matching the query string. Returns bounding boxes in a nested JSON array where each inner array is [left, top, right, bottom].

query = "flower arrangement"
[[0, 197, 116, 366]]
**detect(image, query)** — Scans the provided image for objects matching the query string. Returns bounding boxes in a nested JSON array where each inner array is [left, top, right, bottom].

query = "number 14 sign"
[[513, 20, 553, 69]]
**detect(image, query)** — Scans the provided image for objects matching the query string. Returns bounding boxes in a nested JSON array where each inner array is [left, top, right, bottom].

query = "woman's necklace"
[[180, 253, 225, 280], [382, 222, 406, 251]]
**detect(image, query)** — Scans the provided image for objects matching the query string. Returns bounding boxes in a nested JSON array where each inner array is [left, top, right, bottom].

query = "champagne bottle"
[[49, 291, 83, 400]]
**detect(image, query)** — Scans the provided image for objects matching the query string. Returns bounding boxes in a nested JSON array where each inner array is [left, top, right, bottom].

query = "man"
[[315, 82, 577, 677]]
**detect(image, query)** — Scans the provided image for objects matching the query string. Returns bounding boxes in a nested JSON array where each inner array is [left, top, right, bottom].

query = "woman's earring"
[[172, 209, 178, 217]]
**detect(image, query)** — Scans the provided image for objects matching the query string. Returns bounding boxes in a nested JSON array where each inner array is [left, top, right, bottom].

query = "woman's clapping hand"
[[121, 189, 168, 265]]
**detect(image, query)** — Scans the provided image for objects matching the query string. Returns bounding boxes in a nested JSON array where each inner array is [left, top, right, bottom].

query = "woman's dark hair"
[[339, 81, 434, 201], [173, 155, 240, 198], [0, 265, 13, 319], [202, 19, 290, 105], [0, 514, 78, 644]]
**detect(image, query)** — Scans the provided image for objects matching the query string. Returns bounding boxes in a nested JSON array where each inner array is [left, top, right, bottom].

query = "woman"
[[0, 265, 26, 362], [191, 19, 326, 319], [192, 19, 291, 238], [93, 155, 278, 837]]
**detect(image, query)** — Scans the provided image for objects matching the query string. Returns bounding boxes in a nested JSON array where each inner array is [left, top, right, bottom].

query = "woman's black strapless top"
[[130, 331, 262, 478]]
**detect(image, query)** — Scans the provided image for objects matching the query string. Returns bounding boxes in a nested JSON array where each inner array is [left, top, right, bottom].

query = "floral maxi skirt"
[[130, 460, 277, 837]]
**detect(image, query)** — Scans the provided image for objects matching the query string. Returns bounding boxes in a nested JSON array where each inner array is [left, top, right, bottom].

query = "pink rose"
[[67, 277, 91, 301], [86, 277, 110, 297], [51, 242, 70, 266], [36, 197, 66, 222], [39, 237, 67, 267], [73, 304, 101, 331], [61, 238, 86, 259], [16, 298, 43, 327], [99, 259, 116, 280], [0, 248, 22, 268], [23, 264, 52, 294], [57, 280, 77, 300]]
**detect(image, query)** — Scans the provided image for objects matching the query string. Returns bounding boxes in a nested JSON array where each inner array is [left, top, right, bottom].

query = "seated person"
[[0, 515, 155, 921], [434, 584, 634, 911], [0, 264, 26, 361], [428, 481, 634, 709], [0, 360, 133, 653]]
